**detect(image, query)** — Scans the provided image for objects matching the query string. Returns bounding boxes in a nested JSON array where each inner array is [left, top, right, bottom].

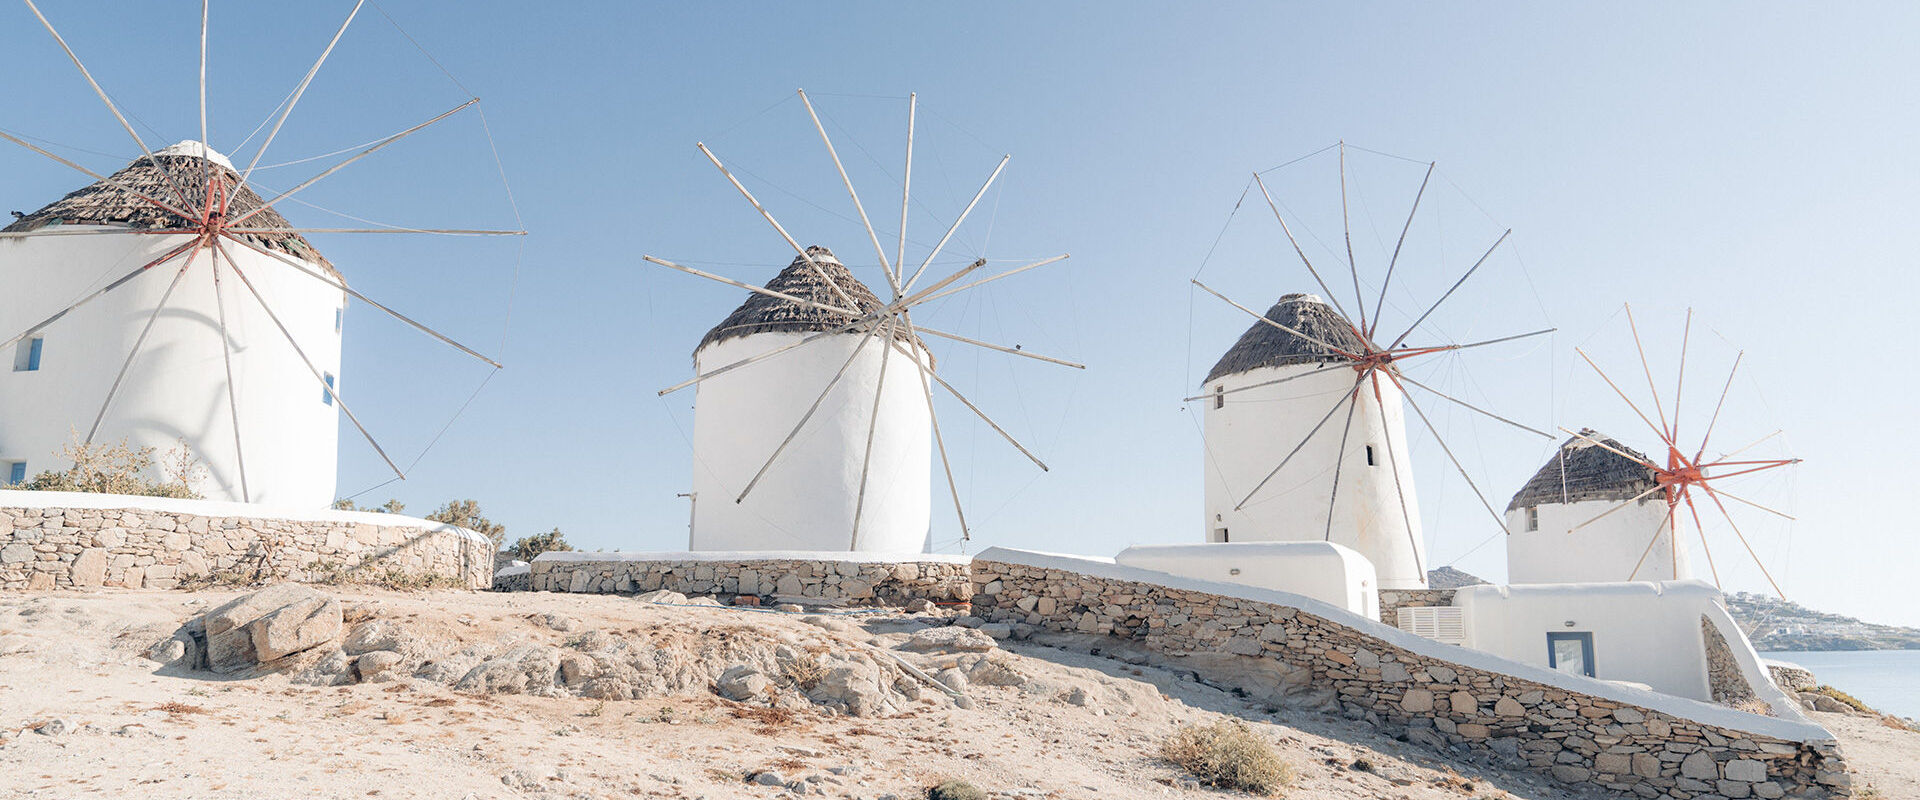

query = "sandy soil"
[[1811, 711, 1920, 798], [0, 589, 1903, 799]]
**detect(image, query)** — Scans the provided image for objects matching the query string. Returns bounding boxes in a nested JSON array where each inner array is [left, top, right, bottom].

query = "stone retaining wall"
[[1379, 587, 1457, 629], [0, 492, 493, 590], [524, 553, 972, 605], [972, 554, 1848, 800]]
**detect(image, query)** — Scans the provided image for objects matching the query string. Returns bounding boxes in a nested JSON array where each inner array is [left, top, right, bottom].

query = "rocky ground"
[[0, 588, 1912, 799]]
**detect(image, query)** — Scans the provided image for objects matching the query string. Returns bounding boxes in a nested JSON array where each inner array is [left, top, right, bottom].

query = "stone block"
[[1400, 689, 1435, 713], [69, 548, 108, 587], [1680, 750, 1718, 780], [1551, 765, 1590, 783], [1594, 752, 1632, 775], [1722, 759, 1766, 783], [248, 595, 341, 662], [1496, 696, 1526, 717]]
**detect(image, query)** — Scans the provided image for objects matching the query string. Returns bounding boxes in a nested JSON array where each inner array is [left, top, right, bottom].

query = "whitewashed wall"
[[1114, 541, 1379, 619], [1202, 364, 1427, 589], [1451, 581, 1738, 703], [0, 229, 343, 507], [1505, 497, 1688, 584], [690, 330, 932, 553]]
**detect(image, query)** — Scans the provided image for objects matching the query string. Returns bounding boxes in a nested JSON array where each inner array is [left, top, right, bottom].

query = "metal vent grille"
[[1397, 606, 1467, 645]]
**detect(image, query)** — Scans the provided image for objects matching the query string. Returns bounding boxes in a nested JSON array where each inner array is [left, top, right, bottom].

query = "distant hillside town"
[[1725, 592, 1920, 652]]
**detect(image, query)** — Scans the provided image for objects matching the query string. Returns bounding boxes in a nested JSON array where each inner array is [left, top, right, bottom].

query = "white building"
[[1504, 428, 1688, 584], [1442, 581, 1776, 707], [0, 142, 342, 507], [689, 247, 932, 553], [1115, 541, 1379, 619], [1200, 293, 1427, 589]]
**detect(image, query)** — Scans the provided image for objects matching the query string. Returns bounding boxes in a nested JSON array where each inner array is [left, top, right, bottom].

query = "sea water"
[[1759, 649, 1920, 720]]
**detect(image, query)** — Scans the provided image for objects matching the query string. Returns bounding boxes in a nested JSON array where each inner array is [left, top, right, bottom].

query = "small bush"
[[13, 433, 203, 499], [1162, 720, 1293, 795], [510, 528, 574, 561], [333, 498, 405, 514], [779, 651, 826, 690], [427, 499, 506, 551], [1812, 685, 1874, 714], [926, 780, 986, 800]]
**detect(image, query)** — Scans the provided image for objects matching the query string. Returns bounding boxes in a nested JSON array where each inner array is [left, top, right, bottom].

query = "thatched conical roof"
[[696, 246, 921, 355], [1203, 293, 1365, 384], [3, 141, 336, 277], [1506, 428, 1660, 511]]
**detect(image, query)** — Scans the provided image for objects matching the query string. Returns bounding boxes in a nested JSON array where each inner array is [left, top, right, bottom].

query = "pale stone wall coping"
[[975, 546, 1832, 745], [0, 489, 492, 548], [533, 550, 972, 565]]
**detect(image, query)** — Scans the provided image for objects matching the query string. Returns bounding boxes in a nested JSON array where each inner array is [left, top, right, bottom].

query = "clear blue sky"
[[3, 3, 1914, 625]]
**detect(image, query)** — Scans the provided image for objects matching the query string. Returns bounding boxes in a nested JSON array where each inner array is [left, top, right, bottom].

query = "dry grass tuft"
[[925, 779, 986, 800], [1162, 720, 1293, 796], [779, 651, 826, 690]]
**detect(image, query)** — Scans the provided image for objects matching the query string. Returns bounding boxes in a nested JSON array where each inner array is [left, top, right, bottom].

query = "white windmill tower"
[[1503, 428, 1688, 583], [1525, 306, 1799, 595], [687, 246, 934, 552], [0, 1, 519, 506], [647, 90, 1077, 554], [1192, 145, 1555, 590]]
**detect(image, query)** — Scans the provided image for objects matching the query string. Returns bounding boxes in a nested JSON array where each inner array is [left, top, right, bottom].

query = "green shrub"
[[427, 499, 506, 550], [11, 434, 203, 499], [333, 498, 405, 514], [510, 528, 574, 561], [1812, 685, 1873, 714], [926, 780, 985, 800], [1162, 720, 1292, 795]]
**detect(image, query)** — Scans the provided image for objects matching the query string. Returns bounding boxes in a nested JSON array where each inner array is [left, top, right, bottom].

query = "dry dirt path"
[[0, 589, 1889, 799]]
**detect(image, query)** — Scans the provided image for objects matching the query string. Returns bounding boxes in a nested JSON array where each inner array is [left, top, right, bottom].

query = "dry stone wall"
[[1704, 616, 1763, 709], [973, 555, 1849, 800], [0, 495, 493, 591], [1380, 588, 1457, 629], [525, 554, 971, 605]]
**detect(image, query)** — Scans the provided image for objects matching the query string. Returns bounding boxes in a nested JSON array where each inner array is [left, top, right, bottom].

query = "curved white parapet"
[[534, 550, 969, 565], [975, 546, 1832, 744], [1114, 541, 1379, 619]]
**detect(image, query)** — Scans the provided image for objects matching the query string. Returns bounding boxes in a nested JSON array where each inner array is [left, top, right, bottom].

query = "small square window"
[[1214, 527, 1230, 543], [1547, 632, 1595, 678], [1213, 385, 1224, 409], [6, 461, 25, 485], [335, 308, 343, 334], [322, 372, 336, 406], [1365, 444, 1377, 466], [12, 337, 43, 372], [1526, 506, 1540, 532]]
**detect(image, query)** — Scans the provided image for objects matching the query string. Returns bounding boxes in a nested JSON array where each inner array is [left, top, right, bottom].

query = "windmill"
[[1555, 305, 1800, 596], [0, 1, 520, 506], [1192, 143, 1554, 590], [645, 90, 1077, 553]]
